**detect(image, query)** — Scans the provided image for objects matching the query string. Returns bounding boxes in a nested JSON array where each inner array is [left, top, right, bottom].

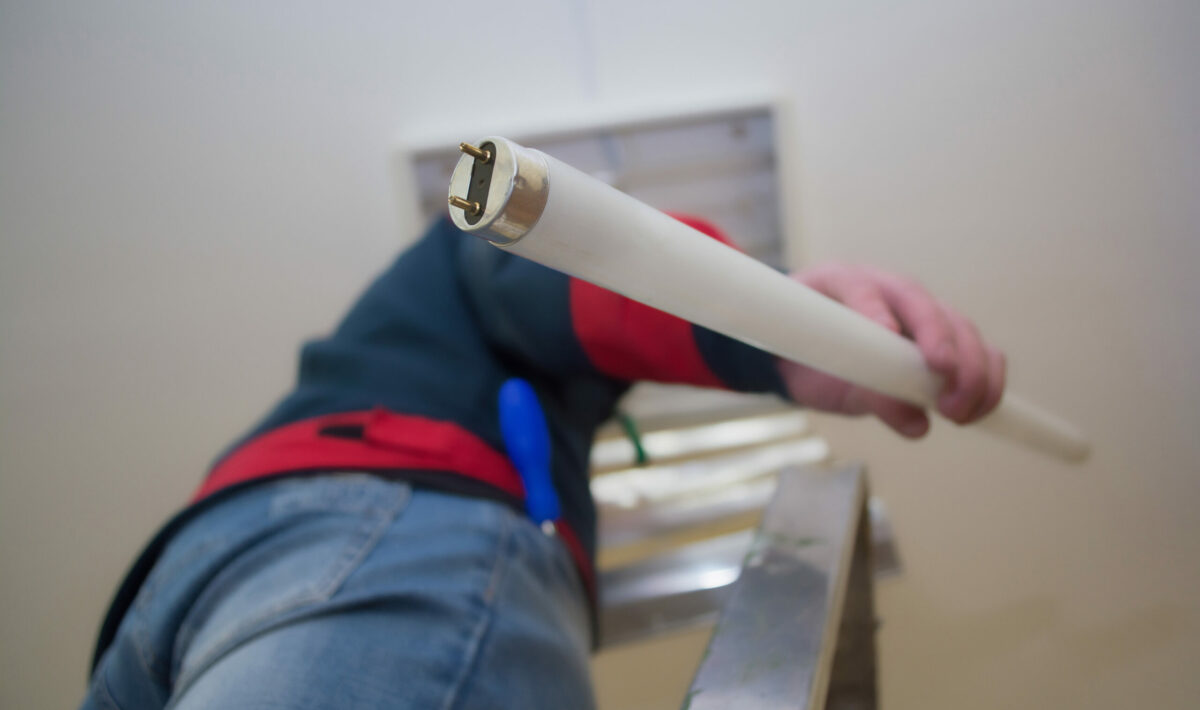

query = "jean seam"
[[131, 534, 228, 679], [165, 484, 411, 702], [128, 622, 162, 693], [167, 485, 410, 678], [438, 506, 514, 710], [93, 666, 126, 710]]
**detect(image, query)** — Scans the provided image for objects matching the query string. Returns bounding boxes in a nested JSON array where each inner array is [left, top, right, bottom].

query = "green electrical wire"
[[616, 411, 649, 466]]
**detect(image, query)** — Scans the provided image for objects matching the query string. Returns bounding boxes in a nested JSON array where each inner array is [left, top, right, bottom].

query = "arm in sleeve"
[[455, 213, 789, 397], [217, 214, 787, 467]]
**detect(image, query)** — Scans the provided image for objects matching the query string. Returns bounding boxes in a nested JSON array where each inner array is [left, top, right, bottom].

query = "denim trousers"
[[81, 474, 595, 709]]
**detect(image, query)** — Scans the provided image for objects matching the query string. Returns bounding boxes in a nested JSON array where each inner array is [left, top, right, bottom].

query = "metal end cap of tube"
[[448, 136, 549, 246]]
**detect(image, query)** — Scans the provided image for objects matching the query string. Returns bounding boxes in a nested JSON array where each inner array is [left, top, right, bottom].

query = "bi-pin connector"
[[447, 142, 494, 221], [447, 136, 550, 246]]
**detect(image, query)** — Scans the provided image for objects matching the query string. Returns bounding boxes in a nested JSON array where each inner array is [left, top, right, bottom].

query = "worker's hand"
[[777, 263, 1006, 438]]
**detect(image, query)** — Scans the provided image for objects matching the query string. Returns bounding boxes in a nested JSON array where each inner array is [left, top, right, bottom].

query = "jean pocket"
[[170, 475, 411, 688]]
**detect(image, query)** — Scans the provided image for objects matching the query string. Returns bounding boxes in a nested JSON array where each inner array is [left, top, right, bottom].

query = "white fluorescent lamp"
[[448, 137, 1090, 463]]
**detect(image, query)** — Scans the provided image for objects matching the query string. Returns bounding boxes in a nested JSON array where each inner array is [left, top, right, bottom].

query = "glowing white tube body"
[[449, 137, 1090, 462]]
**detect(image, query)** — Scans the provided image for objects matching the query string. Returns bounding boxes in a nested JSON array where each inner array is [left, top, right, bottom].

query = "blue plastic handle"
[[498, 378, 560, 525]]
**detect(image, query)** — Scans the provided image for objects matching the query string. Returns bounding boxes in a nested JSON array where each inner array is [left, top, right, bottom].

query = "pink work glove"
[[777, 263, 1006, 438]]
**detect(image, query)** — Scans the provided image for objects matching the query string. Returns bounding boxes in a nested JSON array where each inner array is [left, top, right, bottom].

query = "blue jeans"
[[82, 474, 595, 709]]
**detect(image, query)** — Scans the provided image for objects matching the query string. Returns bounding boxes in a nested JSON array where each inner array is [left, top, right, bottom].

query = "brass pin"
[[449, 195, 482, 215], [459, 142, 492, 163]]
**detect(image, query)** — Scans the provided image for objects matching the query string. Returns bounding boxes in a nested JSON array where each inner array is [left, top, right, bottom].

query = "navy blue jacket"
[[93, 215, 787, 667]]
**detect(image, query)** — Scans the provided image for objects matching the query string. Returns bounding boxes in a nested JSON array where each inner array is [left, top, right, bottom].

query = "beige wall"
[[2, 1, 1197, 708]]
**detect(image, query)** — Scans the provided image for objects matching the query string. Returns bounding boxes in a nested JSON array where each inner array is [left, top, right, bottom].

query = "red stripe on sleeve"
[[567, 213, 735, 387]]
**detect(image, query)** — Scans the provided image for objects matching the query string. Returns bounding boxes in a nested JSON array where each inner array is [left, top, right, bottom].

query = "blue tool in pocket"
[[498, 377, 561, 534]]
